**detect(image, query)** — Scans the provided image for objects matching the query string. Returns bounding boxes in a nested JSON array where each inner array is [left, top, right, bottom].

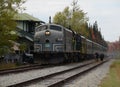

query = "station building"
[[14, 13, 45, 53], [3, 13, 45, 63]]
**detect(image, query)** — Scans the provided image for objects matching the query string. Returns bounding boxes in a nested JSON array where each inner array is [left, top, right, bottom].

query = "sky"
[[22, 0, 120, 42]]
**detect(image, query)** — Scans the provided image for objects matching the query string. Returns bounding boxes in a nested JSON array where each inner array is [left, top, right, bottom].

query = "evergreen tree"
[[81, 22, 90, 38], [88, 24, 92, 40]]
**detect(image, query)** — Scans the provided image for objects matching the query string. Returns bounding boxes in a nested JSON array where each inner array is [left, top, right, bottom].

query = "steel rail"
[[7, 60, 97, 87]]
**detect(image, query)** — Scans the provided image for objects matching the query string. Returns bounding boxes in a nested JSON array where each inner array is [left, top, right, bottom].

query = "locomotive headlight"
[[45, 30, 50, 36]]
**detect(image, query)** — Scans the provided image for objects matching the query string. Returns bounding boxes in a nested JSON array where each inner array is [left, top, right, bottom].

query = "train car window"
[[50, 25, 62, 31]]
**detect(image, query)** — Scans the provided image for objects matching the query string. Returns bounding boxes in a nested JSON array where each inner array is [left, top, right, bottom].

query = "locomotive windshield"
[[35, 25, 48, 32], [50, 25, 62, 31]]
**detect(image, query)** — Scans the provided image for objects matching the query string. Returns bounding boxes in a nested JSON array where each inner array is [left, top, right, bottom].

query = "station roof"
[[14, 13, 44, 23]]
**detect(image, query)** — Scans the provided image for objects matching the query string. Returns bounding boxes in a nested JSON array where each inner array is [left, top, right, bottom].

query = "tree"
[[53, 0, 108, 47], [83, 22, 91, 39], [0, 0, 25, 56], [19, 43, 27, 53], [53, 0, 88, 34], [53, 7, 71, 28]]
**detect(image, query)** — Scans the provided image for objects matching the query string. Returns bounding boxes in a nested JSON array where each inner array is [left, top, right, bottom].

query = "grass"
[[0, 61, 31, 70], [100, 58, 120, 87], [0, 62, 17, 70]]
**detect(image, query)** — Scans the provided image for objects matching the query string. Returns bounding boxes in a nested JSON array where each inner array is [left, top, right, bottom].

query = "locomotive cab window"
[[35, 25, 48, 32], [50, 25, 62, 31], [40, 25, 48, 31]]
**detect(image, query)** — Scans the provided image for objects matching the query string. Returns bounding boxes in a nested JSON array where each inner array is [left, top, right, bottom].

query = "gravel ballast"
[[0, 60, 93, 87], [63, 59, 114, 87], [0, 59, 114, 87]]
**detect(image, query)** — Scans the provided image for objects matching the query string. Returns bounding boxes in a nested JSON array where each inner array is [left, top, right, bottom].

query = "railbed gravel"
[[63, 59, 114, 87], [0, 60, 93, 87], [0, 59, 113, 87]]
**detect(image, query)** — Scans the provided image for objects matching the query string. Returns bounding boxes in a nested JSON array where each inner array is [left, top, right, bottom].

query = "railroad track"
[[0, 60, 95, 75], [6, 60, 108, 87], [0, 64, 55, 75]]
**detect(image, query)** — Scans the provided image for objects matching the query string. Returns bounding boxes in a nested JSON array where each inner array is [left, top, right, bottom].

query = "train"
[[33, 23, 107, 64]]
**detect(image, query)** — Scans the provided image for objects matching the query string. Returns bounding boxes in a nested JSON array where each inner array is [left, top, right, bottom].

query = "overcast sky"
[[22, 0, 120, 42]]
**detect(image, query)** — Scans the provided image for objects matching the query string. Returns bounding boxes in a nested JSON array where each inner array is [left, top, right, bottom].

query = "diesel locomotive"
[[34, 23, 107, 64]]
